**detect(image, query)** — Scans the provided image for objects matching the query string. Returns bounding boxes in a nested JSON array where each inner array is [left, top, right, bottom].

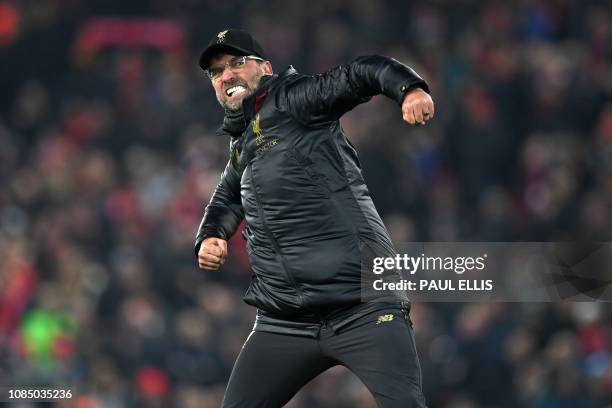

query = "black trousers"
[[222, 305, 427, 408]]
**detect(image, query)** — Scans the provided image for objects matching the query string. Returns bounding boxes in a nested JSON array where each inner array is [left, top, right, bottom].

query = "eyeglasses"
[[206, 55, 265, 81]]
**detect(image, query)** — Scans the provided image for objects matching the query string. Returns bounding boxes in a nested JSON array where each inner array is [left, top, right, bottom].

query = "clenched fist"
[[198, 237, 228, 271], [402, 88, 435, 126]]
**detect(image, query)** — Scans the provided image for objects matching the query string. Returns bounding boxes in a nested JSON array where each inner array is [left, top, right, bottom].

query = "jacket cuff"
[[194, 228, 226, 257], [399, 81, 430, 105]]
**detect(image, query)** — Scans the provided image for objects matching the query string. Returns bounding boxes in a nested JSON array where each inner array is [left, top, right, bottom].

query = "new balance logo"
[[376, 314, 394, 324]]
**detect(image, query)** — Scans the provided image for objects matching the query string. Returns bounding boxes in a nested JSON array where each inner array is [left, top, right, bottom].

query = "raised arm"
[[277, 55, 433, 125]]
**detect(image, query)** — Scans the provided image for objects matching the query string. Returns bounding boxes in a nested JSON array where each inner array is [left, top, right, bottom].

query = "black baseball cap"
[[199, 29, 266, 71]]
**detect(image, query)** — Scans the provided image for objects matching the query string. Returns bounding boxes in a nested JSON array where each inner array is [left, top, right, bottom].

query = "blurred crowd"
[[1, 0, 611, 407]]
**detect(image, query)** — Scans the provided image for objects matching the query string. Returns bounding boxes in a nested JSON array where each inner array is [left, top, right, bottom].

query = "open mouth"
[[226, 85, 247, 97]]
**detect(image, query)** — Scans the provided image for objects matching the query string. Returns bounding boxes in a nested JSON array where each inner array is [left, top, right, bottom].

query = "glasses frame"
[[206, 55, 266, 81]]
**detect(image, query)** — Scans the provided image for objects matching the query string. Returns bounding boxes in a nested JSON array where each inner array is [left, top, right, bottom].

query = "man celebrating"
[[195, 29, 434, 407]]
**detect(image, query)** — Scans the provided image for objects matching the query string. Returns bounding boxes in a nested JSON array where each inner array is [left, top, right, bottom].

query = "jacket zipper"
[[248, 164, 307, 309]]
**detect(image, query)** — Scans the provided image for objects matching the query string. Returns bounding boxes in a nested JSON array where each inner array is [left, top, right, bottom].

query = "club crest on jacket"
[[252, 114, 278, 156]]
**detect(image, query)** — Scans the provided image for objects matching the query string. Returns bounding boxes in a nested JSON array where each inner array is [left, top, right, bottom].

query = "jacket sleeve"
[[194, 160, 244, 257], [278, 55, 429, 125]]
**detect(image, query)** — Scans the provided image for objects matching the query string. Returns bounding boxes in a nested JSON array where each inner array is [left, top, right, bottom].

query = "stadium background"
[[0, 0, 611, 407]]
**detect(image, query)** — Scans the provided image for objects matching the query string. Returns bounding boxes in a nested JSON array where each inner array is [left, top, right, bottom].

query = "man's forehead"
[[210, 53, 242, 66]]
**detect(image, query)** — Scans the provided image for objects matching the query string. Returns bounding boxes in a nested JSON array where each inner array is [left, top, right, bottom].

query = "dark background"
[[0, 0, 611, 407]]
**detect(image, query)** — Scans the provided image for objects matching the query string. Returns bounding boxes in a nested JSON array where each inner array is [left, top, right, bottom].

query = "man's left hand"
[[402, 88, 434, 126]]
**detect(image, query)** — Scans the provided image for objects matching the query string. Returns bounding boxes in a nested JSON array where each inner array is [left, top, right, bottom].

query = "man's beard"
[[217, 70, 266, 112]]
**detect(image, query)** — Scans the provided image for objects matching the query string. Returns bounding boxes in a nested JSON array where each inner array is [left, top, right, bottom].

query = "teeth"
[[226, 86, 246, 97]]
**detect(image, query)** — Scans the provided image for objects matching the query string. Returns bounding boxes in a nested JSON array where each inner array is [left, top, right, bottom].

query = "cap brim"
[[198, 44, 252, 70]]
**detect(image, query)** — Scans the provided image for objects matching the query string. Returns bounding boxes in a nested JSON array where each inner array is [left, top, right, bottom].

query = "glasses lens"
[[207, 56, 252, 80], [229, 56, 247, 69], [207, 67, 222, 80]]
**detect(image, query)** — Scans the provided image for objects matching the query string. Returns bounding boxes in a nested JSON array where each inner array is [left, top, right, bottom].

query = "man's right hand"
[[198, 237, 228, 271]]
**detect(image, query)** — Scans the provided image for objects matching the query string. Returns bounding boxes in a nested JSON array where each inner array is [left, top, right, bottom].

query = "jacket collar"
[[216, 66, 297, 137]]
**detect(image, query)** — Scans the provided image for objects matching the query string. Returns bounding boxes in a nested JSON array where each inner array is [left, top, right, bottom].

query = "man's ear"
[[263, 61, 273, 75]]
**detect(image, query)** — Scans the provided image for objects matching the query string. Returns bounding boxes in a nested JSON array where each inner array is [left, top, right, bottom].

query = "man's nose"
[[221, 67, 237, 83]]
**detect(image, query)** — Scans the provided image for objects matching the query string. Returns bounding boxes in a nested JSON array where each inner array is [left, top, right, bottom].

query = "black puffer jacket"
[[195, 56, 428, 319]]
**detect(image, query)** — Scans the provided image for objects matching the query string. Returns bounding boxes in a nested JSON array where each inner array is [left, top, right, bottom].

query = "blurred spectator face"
[[209, 53, 273, 111]]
